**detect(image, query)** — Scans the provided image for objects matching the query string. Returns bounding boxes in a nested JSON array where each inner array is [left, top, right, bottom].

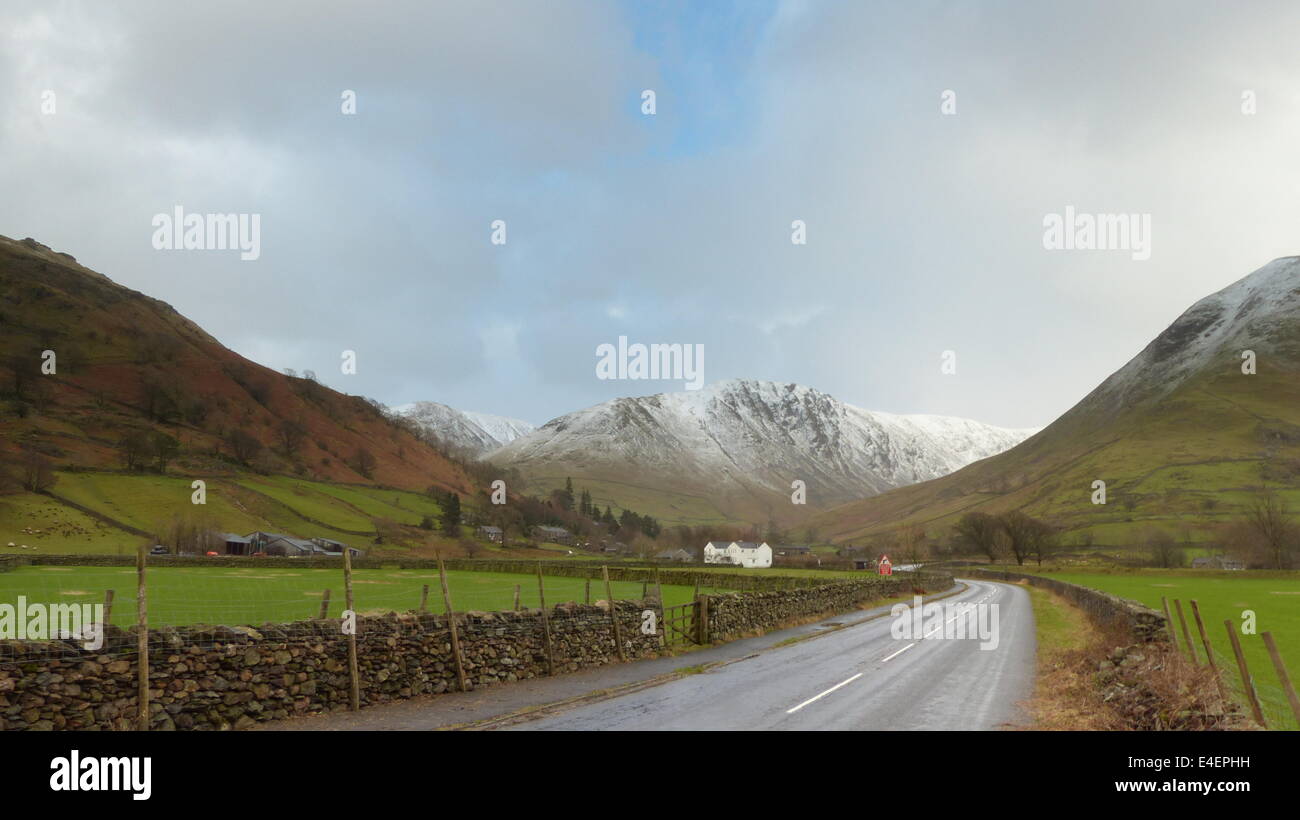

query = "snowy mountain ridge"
[[486, 378, 1038, 510], [393, 401, 536, 456]]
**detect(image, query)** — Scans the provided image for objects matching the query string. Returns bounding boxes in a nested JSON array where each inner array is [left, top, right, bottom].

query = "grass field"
[[1033, 570, 1300, 729], [0, 565, 731, 628], [0, 491, 138, 553]]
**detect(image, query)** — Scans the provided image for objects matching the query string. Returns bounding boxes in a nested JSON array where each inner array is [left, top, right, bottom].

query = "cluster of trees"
[[951, 487, 1298, 570], [1220, 487, 1298, 569], [1143, 528, 1188, 568], [420, 488, 462, 537], [549, 478, 663, 538], [156, 509, 222, 554], [952, 510, 1059, 566], [533, 477, 661, 540], [469, 477, 668, 551], [0, 449, 59, 494], [118, 430, 180, 473]]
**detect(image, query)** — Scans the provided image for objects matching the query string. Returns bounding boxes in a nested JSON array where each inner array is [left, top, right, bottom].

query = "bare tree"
[[5, 351, 41, 398], [1027, 519, 1060, 566], [118, 431, 153, 471], [139, 376, 178, 422], [351, 447, 377, 478], [158, 510, 221, 555], [150, 431, 180, 474], [277, 419, 308, 457], [997, 511, 1038, 566], [953, 512, 1002, 562], [1145, 528, 1185, 568], [225, 429, 263, 464], [20, 450, 58, 492], [1244, 487, 1297, 569], [897, 525, 928, 569]]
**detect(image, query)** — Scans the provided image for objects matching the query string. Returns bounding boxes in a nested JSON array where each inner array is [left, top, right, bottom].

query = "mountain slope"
[[487, 378, 1035, 525], [393, 401, 535, 457], [0, 235, 473, 494], [811, 256, 1300, 546]]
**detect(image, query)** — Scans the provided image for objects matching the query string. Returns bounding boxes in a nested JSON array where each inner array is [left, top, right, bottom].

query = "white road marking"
[[788, 584, 1004, 715], [785, 672, 863, 714], [880, 642, 916, 662]]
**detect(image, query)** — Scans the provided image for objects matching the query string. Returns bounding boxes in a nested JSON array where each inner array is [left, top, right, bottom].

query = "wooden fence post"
[[1189, 600, 1216, 674], [1174, 599, 1197, 663], [513, 584, 521, 611], [1261, 632, 1300, 727], [695, 594, 710, 645], [585, 578, 591, 604], [136, 545, 149, 731], [1161, 597, 1178, 650], [654, 569, 666, 647], [318, 589, 331, 620], [536, 564, 555, 676], [602, 566, 626, 662], [343, 549, 360, 711], [438, 554, 469, 691], [418, 584, 429, 614], [1223, 620, 1266, 728], [102, 588, 115, 628]]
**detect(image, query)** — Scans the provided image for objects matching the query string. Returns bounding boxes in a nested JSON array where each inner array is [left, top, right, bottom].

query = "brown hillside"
[[0, 235, 472, 494]]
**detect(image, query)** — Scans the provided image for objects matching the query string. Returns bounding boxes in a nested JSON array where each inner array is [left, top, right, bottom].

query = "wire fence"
[[1160, 595, 1300, 731], [0, 561, 733, 635]]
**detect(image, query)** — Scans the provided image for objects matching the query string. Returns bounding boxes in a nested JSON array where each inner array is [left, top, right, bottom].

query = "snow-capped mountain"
[[1077, 255, 1300, 414], [394, 401, 535, 457], [487, 379, 1036, 514]]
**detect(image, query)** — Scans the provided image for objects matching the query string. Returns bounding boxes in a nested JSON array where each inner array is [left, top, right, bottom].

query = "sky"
[[3, 0, 1299, 429]]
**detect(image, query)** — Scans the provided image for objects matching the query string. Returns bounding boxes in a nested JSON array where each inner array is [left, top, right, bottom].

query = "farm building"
[[776, 545, 812, 556], [703, 540, 772, 568], [654, 548, 693, 563], [476, 525, 503, 543], [244, 531, 362, 558], [220, 533, 253, 556], [248, 532, 322, 556], [1192, 555, 1246, 571], [533, 525, 574, 545]]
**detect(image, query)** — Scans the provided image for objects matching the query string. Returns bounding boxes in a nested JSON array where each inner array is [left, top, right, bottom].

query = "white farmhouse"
[[702, 540, 773, 568]]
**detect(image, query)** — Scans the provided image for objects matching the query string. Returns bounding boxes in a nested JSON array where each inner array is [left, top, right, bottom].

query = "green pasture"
[[1039, 570, 1300, 729], [0, 566, 731, 628]]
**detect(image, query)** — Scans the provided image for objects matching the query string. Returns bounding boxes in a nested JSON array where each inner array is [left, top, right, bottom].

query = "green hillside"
[[0, 471, 450, 555], [813, 258, 1300, 552]]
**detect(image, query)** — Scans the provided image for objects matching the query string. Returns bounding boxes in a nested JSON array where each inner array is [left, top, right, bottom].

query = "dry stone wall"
[[705, 573, 953, 640], [0, 564, 955, 731], [0, 601, 659, 731], [958, 568, 1168, 642]]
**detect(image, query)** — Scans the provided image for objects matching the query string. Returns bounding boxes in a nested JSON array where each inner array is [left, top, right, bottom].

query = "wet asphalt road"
[[510, 579, 1035, 731]]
